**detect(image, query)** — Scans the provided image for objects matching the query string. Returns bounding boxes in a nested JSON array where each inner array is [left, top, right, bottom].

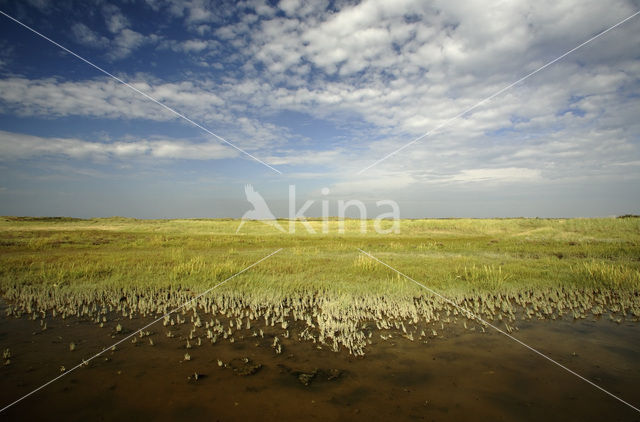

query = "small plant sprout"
[[217, 359, 223, 367], [184, 352, 191, 361], [116, 323, 122, 333], [69, 342, 76, 351]]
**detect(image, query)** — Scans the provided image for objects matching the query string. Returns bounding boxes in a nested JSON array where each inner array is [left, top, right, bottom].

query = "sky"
[[0, 0, 639, 219]]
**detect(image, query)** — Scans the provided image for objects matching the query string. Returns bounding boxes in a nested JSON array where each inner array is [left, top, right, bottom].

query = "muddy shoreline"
[[1, 299, 639, 421]]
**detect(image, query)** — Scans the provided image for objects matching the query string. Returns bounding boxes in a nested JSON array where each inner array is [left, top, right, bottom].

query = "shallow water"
[[0, 303, 639, 421]]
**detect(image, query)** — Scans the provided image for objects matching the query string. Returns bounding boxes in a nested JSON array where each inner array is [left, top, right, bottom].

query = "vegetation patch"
[[1, 217, 639, 355]]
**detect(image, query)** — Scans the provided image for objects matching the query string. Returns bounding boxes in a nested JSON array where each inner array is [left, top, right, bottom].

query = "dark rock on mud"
[[278, 364, 344, 386], [326, 368, 342, 380], [297, 370, 317, 386], [229, 357, 262, 376]]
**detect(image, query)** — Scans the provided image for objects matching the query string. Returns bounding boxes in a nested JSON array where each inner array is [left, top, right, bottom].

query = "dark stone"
[[229, 357, 262, 376], [297, 371, 317, 386]]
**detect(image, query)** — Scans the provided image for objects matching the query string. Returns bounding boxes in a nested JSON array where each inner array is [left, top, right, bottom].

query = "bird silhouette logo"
[[236, 184, 285, 233]]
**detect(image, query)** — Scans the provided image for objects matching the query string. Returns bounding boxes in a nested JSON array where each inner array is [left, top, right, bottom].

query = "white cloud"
[[278, 0, 302, 16], [180, 39, 210, 52], [0, 77, 231, 124], [0, 130, 238, 161], [227, 0, 640, 139], [160, 38, 219, 53], [0, 75, 302, 154], [102, 4, 131, 34], [265, 148, 346, 166], [0, 77, 174, 121], [446, 168, 542, 183], [329, 171, 417, 197], [68, 3, 159, 60], [71, 23, 109, 48], [109, 29, 158, 60]]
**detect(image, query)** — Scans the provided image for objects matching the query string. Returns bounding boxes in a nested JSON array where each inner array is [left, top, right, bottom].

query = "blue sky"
[[0, 0, 639, 218]]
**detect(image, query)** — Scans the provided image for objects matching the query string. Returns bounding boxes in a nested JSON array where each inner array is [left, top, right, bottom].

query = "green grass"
[[1, 216, 639, 297], [2, 216, 639, 355]]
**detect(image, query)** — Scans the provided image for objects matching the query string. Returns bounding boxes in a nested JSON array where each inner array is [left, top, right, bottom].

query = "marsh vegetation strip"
[[0, 248, 281, 413], [0, 217, 639, 418], [358, 248, 640, 412]]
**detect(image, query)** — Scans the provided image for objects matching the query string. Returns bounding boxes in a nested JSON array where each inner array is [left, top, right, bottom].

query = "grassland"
[[1, 216, 639, 355]]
